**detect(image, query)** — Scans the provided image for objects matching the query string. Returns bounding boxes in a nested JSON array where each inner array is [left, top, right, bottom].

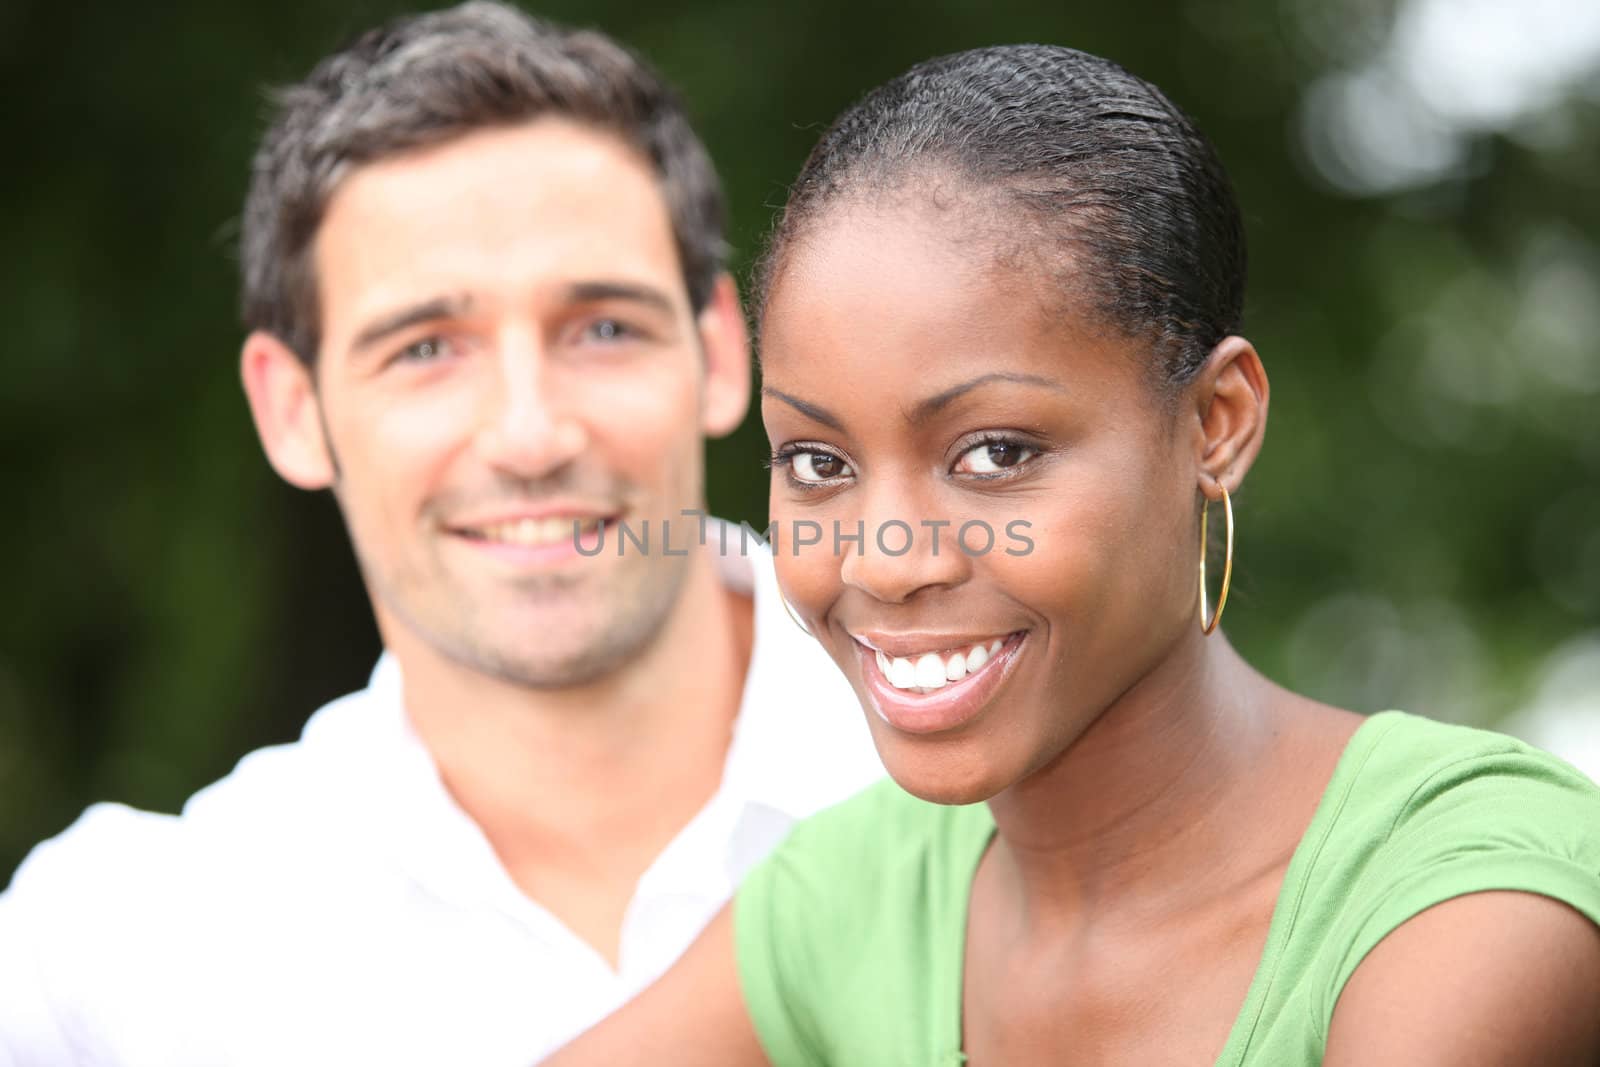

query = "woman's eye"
[[791, 451, 852, 483], [955, 439, 1037, 476]]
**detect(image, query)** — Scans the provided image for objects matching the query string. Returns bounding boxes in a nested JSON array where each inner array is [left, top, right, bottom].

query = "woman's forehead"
[[762, 203, 1098, 362]]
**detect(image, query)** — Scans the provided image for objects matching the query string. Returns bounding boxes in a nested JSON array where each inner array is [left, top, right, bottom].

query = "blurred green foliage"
[[4, 0, 1598, 878]]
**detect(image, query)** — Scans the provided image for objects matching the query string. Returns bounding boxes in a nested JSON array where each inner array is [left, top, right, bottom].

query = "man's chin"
[[383, 553, 691, 689], [467, 639, 641, 691], [452, 601, 675, 690]]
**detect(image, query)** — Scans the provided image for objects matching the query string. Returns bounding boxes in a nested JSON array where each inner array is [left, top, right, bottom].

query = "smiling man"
[[0, 4, 877, 1064]]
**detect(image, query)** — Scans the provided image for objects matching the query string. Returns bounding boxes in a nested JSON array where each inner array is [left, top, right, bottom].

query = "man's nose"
[[472, 333, 587, 479]]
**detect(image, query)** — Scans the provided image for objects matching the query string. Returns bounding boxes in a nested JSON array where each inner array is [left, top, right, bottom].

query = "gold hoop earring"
[[780, 596, 811, 636], [1199, 483, 1234, 636]]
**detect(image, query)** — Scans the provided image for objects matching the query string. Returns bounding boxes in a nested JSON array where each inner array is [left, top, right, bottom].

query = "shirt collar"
[[715, 521, 883, 821], [300, 517, 879, 899]]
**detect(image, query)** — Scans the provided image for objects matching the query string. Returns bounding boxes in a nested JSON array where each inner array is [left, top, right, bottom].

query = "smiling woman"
[[544, 43, 1600, 1067]]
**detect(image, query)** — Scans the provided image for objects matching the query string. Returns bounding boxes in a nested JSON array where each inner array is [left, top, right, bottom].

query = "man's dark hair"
[[240, 0, 726, 366], [757, 44, 1245, 392]]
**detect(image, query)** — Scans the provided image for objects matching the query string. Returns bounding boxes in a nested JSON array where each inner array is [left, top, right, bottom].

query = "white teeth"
[[914, 654, 947, 689], [475, 516, 598, 547], [872, 638, 1012, 691]]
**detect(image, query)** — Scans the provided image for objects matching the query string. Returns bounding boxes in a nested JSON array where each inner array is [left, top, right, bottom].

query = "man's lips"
[[449, 514, 610, 548], [447, 500, 619, 527], [445, 505, 620, 554]]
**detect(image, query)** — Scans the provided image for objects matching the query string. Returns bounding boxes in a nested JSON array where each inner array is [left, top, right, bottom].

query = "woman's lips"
[[856, 632, 1026, 735]]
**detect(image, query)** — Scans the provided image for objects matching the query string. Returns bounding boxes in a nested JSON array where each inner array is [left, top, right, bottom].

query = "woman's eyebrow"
[[911, 372, 1067, 423], [761, 387, 844, 431], [764, 373, 1067, 431]]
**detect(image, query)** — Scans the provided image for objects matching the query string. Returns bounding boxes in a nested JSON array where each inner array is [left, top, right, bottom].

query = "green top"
[[735, 712, 1600, 1066]]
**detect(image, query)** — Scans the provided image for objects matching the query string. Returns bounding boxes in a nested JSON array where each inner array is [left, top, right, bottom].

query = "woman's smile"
[[850, 629, 1029, 734]]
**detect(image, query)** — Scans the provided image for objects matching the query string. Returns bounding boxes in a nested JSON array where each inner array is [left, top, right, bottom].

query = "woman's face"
[[760, 202, 1206, 804]]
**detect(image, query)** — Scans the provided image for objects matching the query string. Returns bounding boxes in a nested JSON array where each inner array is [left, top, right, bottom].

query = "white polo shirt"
[[0, 535, 882, 1066]]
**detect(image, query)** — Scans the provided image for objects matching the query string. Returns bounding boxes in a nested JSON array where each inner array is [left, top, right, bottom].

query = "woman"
[[550, 44, 1600, 1064]]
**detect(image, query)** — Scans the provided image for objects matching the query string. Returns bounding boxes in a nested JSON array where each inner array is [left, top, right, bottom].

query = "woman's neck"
[[983, 633, 1342, 931]]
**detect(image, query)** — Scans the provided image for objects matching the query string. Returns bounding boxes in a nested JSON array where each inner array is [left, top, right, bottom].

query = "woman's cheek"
[[767, 493, 834, 608]]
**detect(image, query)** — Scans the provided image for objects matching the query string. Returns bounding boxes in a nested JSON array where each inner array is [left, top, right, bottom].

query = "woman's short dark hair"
[[757, 44, 1245, 392], [240, 0, 726, 366]]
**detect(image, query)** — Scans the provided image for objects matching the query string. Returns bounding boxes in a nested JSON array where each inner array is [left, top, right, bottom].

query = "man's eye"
[[395, 337, 452, 363], [955, 439, 1037, 476], [791, 451, 852, 483], [584, 318, 635, 342]]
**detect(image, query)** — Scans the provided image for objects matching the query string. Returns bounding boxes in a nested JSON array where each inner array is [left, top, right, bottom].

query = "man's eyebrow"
[[761, 387, 845, 431], [350, 294, 473, 354], [565, 280, 677, 314], [910, 372, 1067, 423]]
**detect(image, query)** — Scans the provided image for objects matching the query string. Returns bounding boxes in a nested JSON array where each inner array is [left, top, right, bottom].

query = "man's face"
[[303, 119, 729, 687]]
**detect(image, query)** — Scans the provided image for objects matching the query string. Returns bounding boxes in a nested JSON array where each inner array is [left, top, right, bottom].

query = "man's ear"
[[696, 273, 752, 439], [240, 330, 336, 490], [1191, 335, 1269, 496]]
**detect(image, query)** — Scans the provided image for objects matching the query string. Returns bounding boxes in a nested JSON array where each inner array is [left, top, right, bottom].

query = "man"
[[0, 4, 879, 1063]]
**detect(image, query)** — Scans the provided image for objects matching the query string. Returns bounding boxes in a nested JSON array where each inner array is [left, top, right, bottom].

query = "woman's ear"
[[696, 273, 753, 439], [1192, 335, 1269, 496], [240, 330, 337, 490]]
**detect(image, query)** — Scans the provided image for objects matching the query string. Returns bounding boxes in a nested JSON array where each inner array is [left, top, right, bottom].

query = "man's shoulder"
[[1, 799, 214, 1028], [6, 801, 183, 903], [5, 675, 388, 903], [728, 541, 884, 816], [180, 679, 392, 828], [0, 801, 199, 1059]]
